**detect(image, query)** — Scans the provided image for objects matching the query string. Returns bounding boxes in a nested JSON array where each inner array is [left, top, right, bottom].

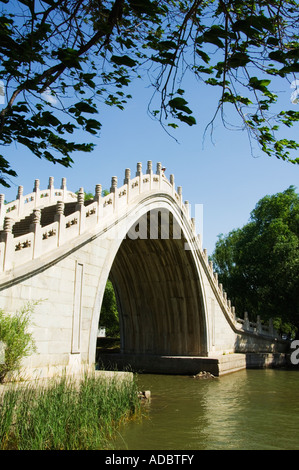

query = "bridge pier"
[[97, 352, 288, 377]]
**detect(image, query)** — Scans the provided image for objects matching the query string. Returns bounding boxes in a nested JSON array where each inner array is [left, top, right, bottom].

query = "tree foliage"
[[0, 0, 299, 186], [0, 301, 37, 382], [210, 186, 299, 335], [99, 279, 120, 337]]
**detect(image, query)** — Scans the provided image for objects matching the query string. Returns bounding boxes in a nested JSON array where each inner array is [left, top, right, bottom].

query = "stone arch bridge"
[[0, 162, 287, 378]]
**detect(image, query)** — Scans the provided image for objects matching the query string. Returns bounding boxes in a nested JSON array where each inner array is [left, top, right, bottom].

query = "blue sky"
[[1, 75, 298, 256]]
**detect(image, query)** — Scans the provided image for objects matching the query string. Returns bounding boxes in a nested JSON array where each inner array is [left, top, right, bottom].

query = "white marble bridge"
[[0, 161, 287, 378]]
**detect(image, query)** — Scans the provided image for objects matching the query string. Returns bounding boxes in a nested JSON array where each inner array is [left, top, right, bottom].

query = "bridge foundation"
[[97, 352, 287, 377]]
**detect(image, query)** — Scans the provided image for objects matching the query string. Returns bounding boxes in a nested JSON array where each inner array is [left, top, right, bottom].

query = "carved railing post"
[[76, 187, 85, 234], [256, 315, 262, 333], [33, 179, 40, 207], [244, 312, 250, 330], [147, 161, 153, 190], [95, 184, 102, 201], [156, 162, 162, 189], [170, 174, 175, 197], [1, 217, 14, 271], [231, 306, 236, 321], [61, 177, 67, 201], [110, 176, 117, 193], [191, 217, 196, 234], [110, 176, 118, 212], [54, 201, 65, 246], [16, 185, 24, 217], [124, 169, 131, 203], [136, 162, 142, 193], [48, 176, 54, 201], [177, 186, 182, 207], [184, 200, 190, 218], [196, 233, 202, 250], [95, 184, 102, 223], [30, 208, 42, 258], [124, 169, 131, 185]]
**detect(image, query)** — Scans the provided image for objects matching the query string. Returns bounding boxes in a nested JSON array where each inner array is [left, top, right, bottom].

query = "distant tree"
[[210, 186, 299, 336], [99, 280, 120, 337], [0, 0, 299, 186], [75, 189, 94, 201]]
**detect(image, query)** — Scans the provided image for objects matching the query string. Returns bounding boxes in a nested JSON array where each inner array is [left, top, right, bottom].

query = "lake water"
[[112, 369, 299, 450]]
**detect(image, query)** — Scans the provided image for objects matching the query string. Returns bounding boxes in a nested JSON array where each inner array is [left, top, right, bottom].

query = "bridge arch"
[[89, 196, 209, 365]]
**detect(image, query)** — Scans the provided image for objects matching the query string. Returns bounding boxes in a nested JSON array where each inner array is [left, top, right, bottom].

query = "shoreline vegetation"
[[0, 371, 141, 450]]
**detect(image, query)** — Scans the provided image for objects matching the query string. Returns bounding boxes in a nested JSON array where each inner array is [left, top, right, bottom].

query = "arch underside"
[[109, 210, 207, 357]]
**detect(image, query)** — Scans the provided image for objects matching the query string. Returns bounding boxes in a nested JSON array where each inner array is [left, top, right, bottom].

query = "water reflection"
[[113, 369, 299, 450]]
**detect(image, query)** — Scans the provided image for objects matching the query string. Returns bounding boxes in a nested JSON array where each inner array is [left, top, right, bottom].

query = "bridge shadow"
[[244, 352, 289, 370]]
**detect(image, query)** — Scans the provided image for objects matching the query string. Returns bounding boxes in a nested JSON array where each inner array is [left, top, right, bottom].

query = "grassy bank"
[[0, 372, 141, 450]]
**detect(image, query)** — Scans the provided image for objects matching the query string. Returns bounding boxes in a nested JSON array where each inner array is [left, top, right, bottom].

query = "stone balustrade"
[[236, 314, 277, 338], [0, 162, 178, 272], [0, 161, 278, 341], [0, 176, 78, 227]]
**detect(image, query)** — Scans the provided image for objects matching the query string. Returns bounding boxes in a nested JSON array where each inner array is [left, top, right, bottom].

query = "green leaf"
[[55, 48, 82, 69], [168, 97, 192, 114], [249, 77, 271, 92], [267, 37, 280, 46], [176, 113, 196, 126], [228, 52, 250, 68], [111, 55, 137, 68], [205, 78, 222, 86], [196, 49, 210, 64], [71, 101, 98, 115], [85, 118, 102, 134], [201, 33, 224, 49], [268, 51, 286, 64]]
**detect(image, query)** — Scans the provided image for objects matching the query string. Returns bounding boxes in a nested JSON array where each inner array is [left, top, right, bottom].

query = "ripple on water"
[[113, 369, 299, 450]]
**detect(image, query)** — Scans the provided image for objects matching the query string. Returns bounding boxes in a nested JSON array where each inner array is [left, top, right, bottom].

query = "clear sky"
[[1, 74, 298, 256]]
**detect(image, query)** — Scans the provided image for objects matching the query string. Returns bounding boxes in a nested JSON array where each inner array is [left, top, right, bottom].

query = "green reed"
[[0, 372, 140, 450]]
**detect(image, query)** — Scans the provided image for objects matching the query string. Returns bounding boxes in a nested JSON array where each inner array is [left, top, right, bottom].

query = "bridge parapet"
[[0, 162, 182, 273], [236, 313, 278, 338], [0, 177, 78, 228]]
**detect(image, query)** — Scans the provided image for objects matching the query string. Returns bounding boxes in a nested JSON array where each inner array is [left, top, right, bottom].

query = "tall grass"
[[0, 302, 37, 383], [0, 372, 141, 450]]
